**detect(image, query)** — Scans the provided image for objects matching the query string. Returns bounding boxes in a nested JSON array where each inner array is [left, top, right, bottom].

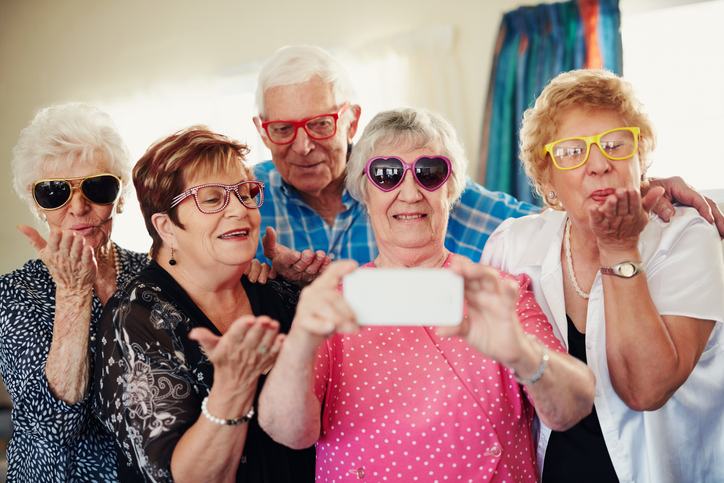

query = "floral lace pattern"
[[94, 264, 315, 483]]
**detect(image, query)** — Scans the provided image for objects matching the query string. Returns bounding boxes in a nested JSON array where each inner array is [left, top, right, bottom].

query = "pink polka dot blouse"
[[312, 254, 564, 482]]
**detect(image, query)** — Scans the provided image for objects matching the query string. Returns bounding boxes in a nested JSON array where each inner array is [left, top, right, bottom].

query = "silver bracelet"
[[512, 335, 549, 385], [201, 396, 254, 426]]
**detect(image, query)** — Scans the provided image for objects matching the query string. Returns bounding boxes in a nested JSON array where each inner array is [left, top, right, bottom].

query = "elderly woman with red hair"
[[94, 127, 314, 482]]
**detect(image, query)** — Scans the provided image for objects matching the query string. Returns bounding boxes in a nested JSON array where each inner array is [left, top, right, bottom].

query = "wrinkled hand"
[[262, 227, 331, 285], [588, 187, 663, 252], [437, 257, 527, 365], [244, 259, 274, 284], [18, 226, 97, 293], [292, 260, 359, 346], [190, 315, 284, 386], [648, 176, 724, 237]]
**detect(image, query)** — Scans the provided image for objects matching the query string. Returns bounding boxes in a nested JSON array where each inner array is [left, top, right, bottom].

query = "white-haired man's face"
[[255, 76, 360, 200]]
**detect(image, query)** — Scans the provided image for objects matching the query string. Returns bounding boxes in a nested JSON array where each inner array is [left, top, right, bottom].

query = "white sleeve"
[[480, 217, 516, 271], [644, 210, 724, 323]]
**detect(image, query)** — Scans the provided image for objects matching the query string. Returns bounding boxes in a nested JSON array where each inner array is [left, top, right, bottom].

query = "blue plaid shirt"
[[253, 160, 538, 264]]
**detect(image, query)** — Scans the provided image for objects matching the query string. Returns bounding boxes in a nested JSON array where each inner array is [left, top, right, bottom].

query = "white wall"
[[0, 0, 715, 273], [0, 0, 528, 273]]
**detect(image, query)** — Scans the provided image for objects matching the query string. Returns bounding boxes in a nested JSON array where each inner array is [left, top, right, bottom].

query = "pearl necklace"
[[111, 243, 121, 283], [564, 218, 590, 299]]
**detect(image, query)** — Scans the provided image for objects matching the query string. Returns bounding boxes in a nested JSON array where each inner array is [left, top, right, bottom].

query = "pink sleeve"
[[501, 270, 566, 354], [313, 341, 331, 405], [497, 271, 566, 407]]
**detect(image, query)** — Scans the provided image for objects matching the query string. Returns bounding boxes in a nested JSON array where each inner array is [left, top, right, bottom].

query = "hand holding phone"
[[343, 269, 463, 326]]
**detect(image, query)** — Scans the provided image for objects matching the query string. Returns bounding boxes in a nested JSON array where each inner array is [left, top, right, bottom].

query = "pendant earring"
[[548, 191, 556, 199], [169, 248, 177, 266], [116, 204, 124, 214], [39, 212, 47, 222]]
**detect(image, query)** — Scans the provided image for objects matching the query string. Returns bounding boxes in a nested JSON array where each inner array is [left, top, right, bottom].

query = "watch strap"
[[600, 261, 642, 278]]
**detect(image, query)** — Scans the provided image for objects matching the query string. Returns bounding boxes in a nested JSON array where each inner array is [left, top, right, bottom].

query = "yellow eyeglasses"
[[543, 127, 640, 170]]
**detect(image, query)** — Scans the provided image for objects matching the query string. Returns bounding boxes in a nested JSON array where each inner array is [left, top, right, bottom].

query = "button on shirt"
[[253, 160, 538, 264]]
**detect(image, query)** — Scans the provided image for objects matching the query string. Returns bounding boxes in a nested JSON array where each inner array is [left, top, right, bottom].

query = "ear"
[[346, 104, 362, 142], [151, 212, 176, 249], [253, 116, 273, 150]]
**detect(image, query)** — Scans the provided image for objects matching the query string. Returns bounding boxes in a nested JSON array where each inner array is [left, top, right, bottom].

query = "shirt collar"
[[273, 170, 360, 211], [517, 210, 567, 270]]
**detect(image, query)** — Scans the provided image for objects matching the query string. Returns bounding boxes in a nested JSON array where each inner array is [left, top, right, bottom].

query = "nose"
[[290, 126, 314, 156], [225, 191, 249, 218], [67, 185, 90, 215], [397, 169, 423, 202], [586, 143, 612, 174]]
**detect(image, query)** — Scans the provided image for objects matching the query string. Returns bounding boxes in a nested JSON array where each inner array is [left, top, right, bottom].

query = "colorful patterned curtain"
[[478, 0, 622, 205]]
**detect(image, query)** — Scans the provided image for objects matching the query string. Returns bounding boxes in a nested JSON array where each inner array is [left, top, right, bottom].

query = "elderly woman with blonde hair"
[[482, 69, 724, 483]]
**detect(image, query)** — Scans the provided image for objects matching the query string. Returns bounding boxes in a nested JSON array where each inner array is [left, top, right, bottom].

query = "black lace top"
[[93, 261, 315, 482]]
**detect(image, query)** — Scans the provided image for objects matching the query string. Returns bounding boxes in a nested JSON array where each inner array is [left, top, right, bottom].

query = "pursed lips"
[[589, 188, 616, 203], [71, 223, 99, 234]]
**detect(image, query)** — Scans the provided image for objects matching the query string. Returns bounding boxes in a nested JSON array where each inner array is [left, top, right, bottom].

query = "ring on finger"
[[258, 347, 269, 355]]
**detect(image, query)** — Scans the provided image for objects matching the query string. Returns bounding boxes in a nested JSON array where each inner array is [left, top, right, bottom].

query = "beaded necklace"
[[111, 243, 121, 282], [564, 218, 590, 299]]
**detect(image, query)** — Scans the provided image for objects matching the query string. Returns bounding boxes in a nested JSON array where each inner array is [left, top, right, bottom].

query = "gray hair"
[[346, 107, 468, 209], [255, 45, 356, 119], [12, 102, 132, 216]]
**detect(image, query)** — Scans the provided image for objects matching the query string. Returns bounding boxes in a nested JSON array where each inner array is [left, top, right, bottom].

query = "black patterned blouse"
[[0, 244, 149, 482], [94, 262, 315, 483]]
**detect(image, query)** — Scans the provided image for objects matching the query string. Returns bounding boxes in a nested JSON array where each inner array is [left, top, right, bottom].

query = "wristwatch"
[[600, 261, 642, 278]]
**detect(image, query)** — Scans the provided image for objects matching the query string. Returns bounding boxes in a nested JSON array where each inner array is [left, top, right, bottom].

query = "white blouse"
[[481, 207, 724, 483]]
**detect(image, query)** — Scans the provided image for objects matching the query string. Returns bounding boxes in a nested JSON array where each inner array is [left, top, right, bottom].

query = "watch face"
[[619, 263, 635, 277]]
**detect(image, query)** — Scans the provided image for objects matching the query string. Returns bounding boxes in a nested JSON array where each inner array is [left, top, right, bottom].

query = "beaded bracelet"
[[512, 335, 549, 385], [201, 396, 254, 426]]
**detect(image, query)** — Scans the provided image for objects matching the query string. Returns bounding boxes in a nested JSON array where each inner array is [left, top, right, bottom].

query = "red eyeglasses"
[[261, 102, 349, 145], [169, 180, 264, 214]]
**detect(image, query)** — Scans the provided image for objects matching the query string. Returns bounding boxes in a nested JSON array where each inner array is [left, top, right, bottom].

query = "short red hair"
[[133, 126, 252, 259]]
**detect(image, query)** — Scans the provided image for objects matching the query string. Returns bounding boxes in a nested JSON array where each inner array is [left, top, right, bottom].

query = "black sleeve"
[[94, 280, 211, 483]]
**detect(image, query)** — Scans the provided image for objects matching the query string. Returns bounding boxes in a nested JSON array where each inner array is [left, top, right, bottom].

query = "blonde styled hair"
[[520, 69, 656, 209]]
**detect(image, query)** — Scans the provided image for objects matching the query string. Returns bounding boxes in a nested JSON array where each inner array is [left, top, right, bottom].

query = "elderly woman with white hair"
[[259, 107, 595, 482], [0, 103, 149, 481]]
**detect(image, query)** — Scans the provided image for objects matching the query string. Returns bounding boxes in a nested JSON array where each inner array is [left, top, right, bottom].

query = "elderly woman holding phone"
[[481, 70, 724, 483], [0, 103, 149, 481], [259, 107, 595, 482], [94, 127, 315, 482]]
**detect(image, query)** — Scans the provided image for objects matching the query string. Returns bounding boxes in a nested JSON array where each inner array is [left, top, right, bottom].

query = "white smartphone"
[[343, 269, 464, 326]]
